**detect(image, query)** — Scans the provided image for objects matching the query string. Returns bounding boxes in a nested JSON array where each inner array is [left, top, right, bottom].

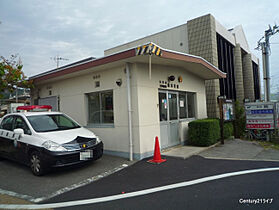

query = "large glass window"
[[159, 92, 167, 121], [187, 92, 195, 118], [159, 91, 196, 121], [88, 90, 114, 125], [168, 93, 178, 120], [179, 92, 187, 119]]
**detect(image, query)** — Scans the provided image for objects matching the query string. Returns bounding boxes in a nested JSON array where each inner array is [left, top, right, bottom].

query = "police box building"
[[30, 14, 259, 159]]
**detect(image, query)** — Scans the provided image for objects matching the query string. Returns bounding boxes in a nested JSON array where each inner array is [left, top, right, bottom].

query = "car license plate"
[[80, 150, 93, 160]]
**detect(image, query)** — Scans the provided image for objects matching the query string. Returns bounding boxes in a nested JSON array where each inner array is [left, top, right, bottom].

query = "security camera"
[[116, 79, 122, 86]]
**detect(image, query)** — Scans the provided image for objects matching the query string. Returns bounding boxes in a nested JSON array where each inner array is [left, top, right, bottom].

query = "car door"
[[0, 115, 15, 158], [12, 116, 33, 163]]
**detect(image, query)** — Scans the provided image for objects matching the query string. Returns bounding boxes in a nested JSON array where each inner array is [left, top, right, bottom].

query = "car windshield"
[[27, 114, 80, 132]]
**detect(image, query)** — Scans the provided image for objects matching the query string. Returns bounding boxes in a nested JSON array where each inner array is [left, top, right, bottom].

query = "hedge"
[[234, 100, 246, 138], [224, 122, 234, 139], [188, 119, 220, 146]]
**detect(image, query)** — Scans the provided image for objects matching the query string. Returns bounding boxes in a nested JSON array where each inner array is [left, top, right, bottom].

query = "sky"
[[0, 0, 279, 93]]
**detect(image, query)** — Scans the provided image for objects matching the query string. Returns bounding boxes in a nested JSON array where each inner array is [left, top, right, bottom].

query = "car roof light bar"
[[16, 105, 52, 112]]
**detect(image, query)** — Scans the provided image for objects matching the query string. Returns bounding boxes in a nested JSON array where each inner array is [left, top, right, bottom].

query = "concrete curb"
[[0, 194, 31, 205]]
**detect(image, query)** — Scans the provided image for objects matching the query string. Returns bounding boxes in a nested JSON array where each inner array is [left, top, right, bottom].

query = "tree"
[[234, 100, 246, 138], [0, 55, 33, 98]]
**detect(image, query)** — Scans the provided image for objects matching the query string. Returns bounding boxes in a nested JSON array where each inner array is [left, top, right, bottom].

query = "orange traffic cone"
[[148, 136, 166, 164]]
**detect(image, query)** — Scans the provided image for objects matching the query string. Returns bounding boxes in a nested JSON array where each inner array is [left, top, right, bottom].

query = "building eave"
[[30, 42, 225, 84]]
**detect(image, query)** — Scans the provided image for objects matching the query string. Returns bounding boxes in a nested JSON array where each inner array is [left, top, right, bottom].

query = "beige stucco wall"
[[104, 24, 189, 56], [33, 61, 208, 159], [104, 14, 260, 118], [34, 66, 142, 158], [133, 63, 207, 156]]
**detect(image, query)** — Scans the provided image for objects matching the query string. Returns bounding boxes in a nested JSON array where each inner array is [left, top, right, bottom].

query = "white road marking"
[[203, 156, 279, 162], [31, 163, 129, 203], [0, 163, 130, 203], [1, 167, 279, 209]]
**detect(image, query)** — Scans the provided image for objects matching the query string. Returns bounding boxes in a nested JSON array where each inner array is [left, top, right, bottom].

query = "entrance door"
[[168, 92, 179, 147], [159, 91, 180, 149]]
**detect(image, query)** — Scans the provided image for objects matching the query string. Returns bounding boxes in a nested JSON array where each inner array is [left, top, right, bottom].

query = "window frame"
[[0, 116, 15, 131], [186, 92, 196, 119], [87, 90, 114, 128], [14, 116, 32, 135], [159, 90, 196, 122]]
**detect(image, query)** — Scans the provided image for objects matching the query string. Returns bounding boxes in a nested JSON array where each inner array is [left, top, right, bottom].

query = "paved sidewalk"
[[163, 138, 279, 161], [162, 144, 216, 159], [199, 138, 279, 161]]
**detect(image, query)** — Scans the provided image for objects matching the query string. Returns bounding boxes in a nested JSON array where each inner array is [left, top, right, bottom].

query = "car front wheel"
[[30, 151, 46, 176]]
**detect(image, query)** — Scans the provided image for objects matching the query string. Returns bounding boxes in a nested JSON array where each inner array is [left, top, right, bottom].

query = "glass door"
[[159, 92, 167, 121], [159, 91, 180, 149], [168, 92, 178, 121]]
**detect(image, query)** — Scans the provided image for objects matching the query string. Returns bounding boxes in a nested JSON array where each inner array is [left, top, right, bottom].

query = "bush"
[[224, 122, 233, 139], [235, 100, 246, 138], [188, 119, 220, 146]]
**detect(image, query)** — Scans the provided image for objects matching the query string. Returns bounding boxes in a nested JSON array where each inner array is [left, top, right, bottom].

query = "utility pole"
[[256, 24, 279, 101], [51, 55, 69, 69]]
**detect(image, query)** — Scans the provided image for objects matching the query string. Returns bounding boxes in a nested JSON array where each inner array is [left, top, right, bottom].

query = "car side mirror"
[[14, 128, 24, 137]]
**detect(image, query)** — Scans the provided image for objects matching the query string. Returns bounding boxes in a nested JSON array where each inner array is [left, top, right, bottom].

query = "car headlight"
[[42, 140, 67, 152], [96, 136, 102, 144]]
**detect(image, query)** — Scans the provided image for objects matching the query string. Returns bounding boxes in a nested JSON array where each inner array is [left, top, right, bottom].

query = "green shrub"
[[224, 122, 233, 139], [188, 118, 220, 146], [235, 100, 246, 138]]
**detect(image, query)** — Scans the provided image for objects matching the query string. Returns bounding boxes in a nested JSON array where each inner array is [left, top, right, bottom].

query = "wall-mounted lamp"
[[178, 76, 183, 83], [116, 79, 122, 86]]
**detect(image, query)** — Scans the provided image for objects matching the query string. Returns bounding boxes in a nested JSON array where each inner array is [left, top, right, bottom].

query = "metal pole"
[[16, 86, 18, 103], [149, 54, 152, 80], [126, 63, 133, 161], [264, 36, 271, 102], [262, 50, 267, 101], [256, 24, 279, 102]]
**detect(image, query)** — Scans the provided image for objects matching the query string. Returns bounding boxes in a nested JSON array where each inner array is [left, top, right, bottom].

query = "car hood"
[[37, 127, 96, 144]]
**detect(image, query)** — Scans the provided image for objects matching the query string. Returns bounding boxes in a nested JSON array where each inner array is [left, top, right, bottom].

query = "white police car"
[[0, 105, 103, 176]]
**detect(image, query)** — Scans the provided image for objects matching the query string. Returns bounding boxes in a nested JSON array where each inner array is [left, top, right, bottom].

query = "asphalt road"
[[41, 156, 279, 210], [0, 154, 134, 202]]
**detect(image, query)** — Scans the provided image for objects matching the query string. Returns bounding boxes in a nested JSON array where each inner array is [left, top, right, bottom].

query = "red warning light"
[[16, 105, 52, 111]]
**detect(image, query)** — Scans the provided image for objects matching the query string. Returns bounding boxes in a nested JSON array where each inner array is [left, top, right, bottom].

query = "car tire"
[[30, 151, 46, 176]]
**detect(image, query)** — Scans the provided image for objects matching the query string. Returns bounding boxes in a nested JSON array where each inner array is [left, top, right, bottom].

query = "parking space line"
[[0, 163, 129, 204], [1, 167, 279, 209]]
